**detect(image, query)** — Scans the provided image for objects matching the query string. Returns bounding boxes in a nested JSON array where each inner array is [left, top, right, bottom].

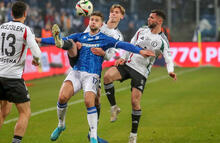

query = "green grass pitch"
[[1, 67, 220, 143]]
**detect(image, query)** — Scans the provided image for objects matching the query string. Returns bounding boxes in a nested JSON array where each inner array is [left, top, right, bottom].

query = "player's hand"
[[115, 58, 125, 66], [35, 38, 42, 43], [169, 72, 177, 80], [32, 57, 40, 66], [91, 48, 105, 56], [76, 42, 82, 50], [140, 50, 155, 57]]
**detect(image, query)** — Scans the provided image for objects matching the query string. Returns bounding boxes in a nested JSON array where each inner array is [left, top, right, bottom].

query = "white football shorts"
[[64, 69, 99, 95]]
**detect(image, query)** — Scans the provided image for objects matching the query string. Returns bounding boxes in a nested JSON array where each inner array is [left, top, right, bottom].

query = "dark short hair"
[[151, 9, 166, 20], [12, 1, 27, 19], [90, 11, 104, 22]]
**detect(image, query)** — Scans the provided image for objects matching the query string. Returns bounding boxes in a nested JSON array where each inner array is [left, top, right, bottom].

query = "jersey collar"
[[89, 31, 101, 37]]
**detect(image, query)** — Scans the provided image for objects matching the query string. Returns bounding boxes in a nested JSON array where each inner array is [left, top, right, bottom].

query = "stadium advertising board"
[[23, 42, 220, 80], [170, 42, 220, 67], [23, 46, 69, 80]]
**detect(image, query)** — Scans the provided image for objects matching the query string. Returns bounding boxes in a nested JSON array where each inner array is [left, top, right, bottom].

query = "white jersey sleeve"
[[26, 27, 41, 60], [161, 34, 174, 73]]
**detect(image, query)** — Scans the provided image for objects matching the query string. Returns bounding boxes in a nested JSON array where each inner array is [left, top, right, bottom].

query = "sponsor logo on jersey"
[[82, 43, 100, 47], [0, 57, 16, 63]]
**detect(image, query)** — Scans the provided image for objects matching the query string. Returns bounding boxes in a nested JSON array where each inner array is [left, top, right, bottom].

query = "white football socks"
[[57, 102, 67, 127], [87, 106, 98, 139]]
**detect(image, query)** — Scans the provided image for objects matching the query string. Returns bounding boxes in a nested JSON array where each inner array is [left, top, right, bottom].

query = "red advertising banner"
[[170, 42, 220, 67], [22, 42, 220, 80], [23, 46, 70, 80]]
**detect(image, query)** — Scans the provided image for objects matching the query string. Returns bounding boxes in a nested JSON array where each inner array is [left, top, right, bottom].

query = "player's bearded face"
[[148, 22, 157, 28], [89, 16, 102, 32], [147, 13, 158, 29]]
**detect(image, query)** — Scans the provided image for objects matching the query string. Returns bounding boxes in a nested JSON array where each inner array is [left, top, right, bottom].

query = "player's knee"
[[95, 96, 100, 106], [104, 72, 113, 84], [1, 108, 11, 119], [84, 99, 91, 108], [131, 99, 140, 110], [58, 95, 69, 104], [2, 112, 9, 119]]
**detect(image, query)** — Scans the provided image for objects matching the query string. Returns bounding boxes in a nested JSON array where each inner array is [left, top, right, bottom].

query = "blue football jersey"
[[41, 32, 142, 76]]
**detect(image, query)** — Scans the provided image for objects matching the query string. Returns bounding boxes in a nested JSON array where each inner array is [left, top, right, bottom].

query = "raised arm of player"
[[26, 27, 41, 65]]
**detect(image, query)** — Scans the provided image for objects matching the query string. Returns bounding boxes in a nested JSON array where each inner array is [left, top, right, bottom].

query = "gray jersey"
[[0, 21, 41, 78], [121, 26, 174, 78], [84, 23, 123, 60]]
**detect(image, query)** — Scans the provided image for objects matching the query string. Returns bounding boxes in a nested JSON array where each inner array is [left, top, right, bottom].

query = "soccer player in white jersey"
[[0, 1, 41, 143], [102, 9, 177, 143]]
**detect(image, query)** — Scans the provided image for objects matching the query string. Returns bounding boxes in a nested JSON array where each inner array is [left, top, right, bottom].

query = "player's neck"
[[13, 17, 25, 24], [151, 26, 162, 34], [90, 29, 100, 35], [106, 20, 119, 29]]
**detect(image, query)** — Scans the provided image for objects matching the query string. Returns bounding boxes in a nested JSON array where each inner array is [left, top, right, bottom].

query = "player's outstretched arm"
[[114, 41, 155, 57], [140, 50, 155, 57]]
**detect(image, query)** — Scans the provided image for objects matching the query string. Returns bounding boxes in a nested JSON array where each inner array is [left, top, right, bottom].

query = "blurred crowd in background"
[[0, 0, 219, 42]]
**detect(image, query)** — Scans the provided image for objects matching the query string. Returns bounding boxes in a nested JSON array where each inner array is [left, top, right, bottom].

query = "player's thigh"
[[81, 72, 99, 96], [104, 66, 123, 81], [130, 69, 147, 93], [15, 101, 31, 117], [0, 100, 12, 117], [63, 70, 82, 95]]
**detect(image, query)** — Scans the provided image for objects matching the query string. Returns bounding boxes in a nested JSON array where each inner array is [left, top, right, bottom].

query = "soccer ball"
[[75, 0, 93, 16]]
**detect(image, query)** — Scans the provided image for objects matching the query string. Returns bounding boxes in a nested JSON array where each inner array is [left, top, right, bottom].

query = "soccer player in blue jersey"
[[37, 11, 155, 143]]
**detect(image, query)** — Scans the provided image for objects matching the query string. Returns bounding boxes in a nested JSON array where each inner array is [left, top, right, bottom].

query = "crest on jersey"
[[151, 41, 158, 47], [83, 36, 87, 39], [140, 36, 144, 40]]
